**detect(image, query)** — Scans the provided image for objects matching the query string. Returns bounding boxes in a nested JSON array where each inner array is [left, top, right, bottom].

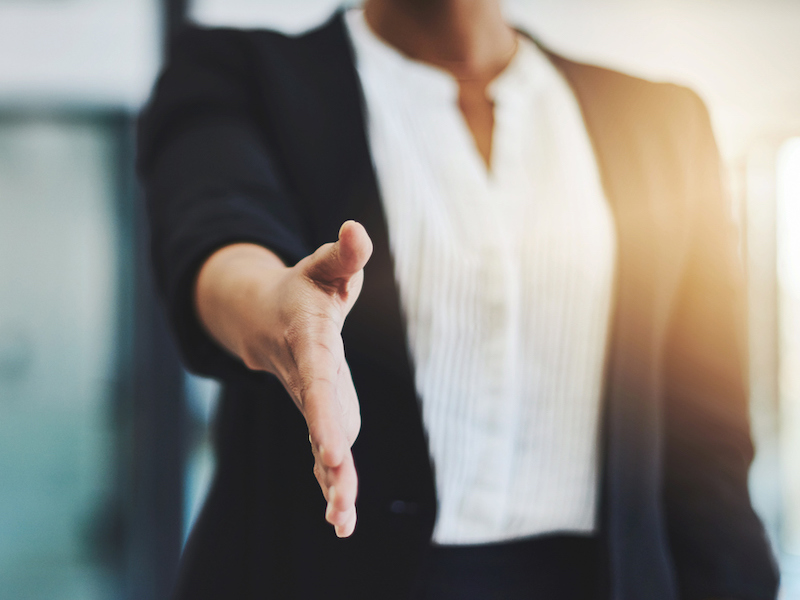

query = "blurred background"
[[0, 0, 798, 598]]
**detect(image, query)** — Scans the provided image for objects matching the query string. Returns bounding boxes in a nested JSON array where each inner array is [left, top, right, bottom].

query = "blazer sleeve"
[[662, 89, 780, 600], [137, 27, 313, 380]]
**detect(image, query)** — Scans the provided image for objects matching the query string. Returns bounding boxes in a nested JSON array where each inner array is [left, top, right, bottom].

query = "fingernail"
[[339, 222, 348, 238]]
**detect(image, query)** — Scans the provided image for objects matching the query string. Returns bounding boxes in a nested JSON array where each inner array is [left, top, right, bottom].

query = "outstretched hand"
[[195, 221, 373, 537]]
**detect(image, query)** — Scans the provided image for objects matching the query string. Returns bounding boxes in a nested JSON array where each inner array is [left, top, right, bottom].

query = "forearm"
[[194, 243, 288, 370]]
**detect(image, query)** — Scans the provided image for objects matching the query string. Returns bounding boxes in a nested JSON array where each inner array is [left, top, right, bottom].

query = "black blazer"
[[137, 10, 779, 600]]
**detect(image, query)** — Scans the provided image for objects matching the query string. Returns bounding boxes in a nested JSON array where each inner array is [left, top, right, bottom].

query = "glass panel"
[[0, 117, 120, 600], [182, 373, 220, 546]]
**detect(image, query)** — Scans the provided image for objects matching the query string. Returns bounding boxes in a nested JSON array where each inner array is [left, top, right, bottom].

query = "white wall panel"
[[0, 0, 161, 110]]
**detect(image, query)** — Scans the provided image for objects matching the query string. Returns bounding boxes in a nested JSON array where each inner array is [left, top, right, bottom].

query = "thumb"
[[304, 221, 373, 287]]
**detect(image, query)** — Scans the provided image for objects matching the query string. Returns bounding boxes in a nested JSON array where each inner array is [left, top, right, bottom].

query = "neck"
[[362, 0, 516, 81]]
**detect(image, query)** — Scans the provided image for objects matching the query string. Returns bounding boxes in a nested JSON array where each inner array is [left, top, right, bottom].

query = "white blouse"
[[345, 8, 617, 545]]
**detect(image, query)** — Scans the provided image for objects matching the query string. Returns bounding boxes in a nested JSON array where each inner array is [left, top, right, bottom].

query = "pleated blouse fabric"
[[345, 9, 617, 544]]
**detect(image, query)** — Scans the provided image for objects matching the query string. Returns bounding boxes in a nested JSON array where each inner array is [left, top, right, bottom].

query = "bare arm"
[[194, 220, 373, 538]]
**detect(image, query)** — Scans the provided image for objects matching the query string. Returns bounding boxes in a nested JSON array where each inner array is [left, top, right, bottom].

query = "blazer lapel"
[[548, 53, 689, 599]]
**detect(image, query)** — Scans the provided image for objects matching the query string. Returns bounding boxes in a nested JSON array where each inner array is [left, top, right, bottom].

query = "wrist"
[[195, 243, 288, 370]]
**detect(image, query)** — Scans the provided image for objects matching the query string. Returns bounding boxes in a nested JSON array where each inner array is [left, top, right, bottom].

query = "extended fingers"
[[304, 379, 349, 468], [275, 277, 361, 538], [322, 451, 358, 537], [288, 332, 359, 538], [288, 326, 350, 466], [327, 493, 356, 538], [310, 436, 358, 538]]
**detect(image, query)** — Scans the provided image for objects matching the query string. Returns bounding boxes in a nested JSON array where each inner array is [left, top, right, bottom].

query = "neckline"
[[344, 7, 544, 104]]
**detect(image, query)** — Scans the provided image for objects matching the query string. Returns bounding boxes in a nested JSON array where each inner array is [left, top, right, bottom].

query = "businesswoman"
[[137, 0, 779, 598]]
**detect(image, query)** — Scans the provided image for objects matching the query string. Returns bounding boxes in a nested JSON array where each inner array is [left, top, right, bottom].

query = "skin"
[[195, 0, 516, 538], [364, 0, 518, 168]]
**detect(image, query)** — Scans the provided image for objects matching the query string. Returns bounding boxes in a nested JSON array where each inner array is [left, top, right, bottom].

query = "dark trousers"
[[410, 535, 606, 600]]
